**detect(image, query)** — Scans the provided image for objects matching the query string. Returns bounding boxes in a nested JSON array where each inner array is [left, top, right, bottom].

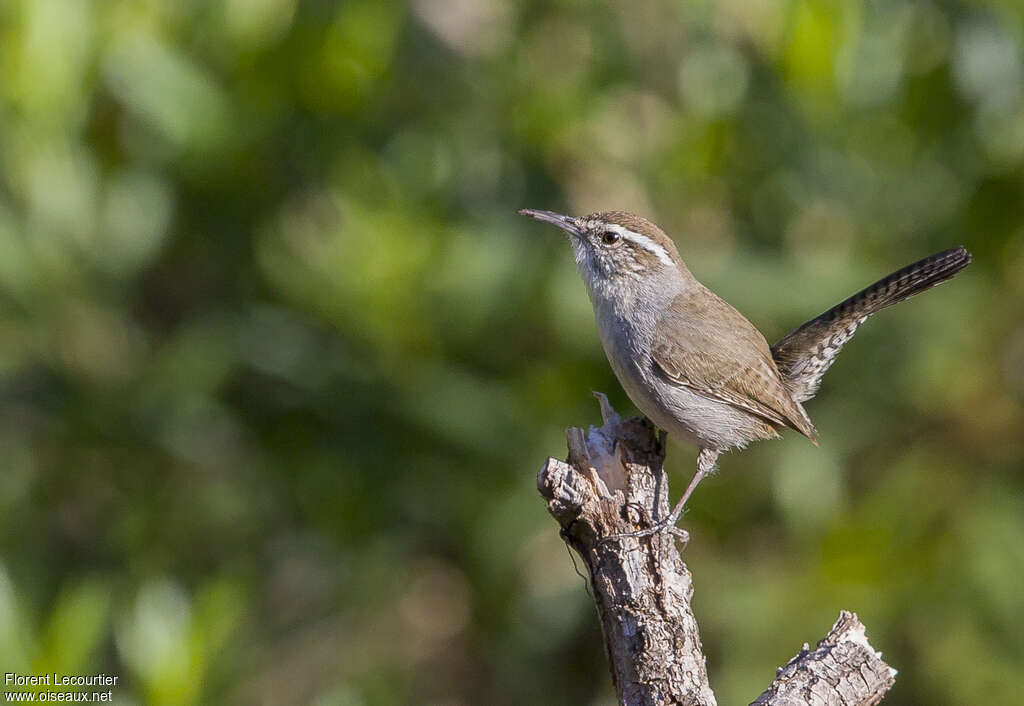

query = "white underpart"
[[603, 224, 675, 267]]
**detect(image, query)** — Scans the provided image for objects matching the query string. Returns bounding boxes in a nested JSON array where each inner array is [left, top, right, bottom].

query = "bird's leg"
[[603, 448, 719, 544], [664, 448, 718, 528]]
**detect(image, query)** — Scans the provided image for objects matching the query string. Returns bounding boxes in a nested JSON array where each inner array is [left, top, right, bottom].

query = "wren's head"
[[518, 209, 687, 300]]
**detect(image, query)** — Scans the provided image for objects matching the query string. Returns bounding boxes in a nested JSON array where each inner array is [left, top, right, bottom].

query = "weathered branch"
[[752, 611, 896, 706], [537, 395, 895, 706]]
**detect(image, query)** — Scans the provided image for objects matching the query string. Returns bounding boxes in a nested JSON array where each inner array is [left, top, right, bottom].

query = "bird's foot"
[[601, 519, 690, 546]]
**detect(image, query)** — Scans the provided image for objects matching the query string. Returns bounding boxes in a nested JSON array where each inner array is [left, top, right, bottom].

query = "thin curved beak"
[[517, 208, 583, 239]]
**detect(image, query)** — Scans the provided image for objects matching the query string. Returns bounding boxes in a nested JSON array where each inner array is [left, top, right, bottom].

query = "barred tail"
[[772, 247, 972, 403]]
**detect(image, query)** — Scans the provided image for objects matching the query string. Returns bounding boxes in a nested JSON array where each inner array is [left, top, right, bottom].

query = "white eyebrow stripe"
[[604, 224, 674, 267]]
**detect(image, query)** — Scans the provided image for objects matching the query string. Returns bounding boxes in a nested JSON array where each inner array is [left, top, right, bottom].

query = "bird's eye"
[[602, 231, 621, 245]]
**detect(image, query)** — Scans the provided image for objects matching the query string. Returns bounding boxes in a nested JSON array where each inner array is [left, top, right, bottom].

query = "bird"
[[519, 208, 972, 538]]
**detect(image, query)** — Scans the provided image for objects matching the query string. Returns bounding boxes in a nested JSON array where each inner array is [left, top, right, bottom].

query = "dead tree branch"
[[752, 611, 896, 706], [537, 394, 895, 706]]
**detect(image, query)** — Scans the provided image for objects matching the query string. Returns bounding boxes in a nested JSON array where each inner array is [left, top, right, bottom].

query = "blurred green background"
[[1, 0, 1022, 703]]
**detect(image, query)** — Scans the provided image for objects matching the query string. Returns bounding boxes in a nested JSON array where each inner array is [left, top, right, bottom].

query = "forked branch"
[[536, 394, 895, 706]]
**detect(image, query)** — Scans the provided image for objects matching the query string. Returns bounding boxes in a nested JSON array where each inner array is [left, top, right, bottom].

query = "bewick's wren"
[[519, 208, 971, 538]]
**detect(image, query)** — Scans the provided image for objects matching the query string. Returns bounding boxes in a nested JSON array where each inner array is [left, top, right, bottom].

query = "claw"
[[601, 520, 690, 547]]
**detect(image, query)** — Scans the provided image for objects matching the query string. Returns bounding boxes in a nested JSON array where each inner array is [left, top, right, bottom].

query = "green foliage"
[[0, 0, 1022, 703]]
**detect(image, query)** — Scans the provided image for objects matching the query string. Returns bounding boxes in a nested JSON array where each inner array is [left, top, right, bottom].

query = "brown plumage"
[[519, 206, 973, 539], [772, 247, 973, 402], [652, 286, 818, 443], [590, 211, 683, 260], [592, 213, 819, 441]]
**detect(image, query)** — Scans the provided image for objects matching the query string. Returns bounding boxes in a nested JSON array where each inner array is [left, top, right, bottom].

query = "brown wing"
[[652, 288, 818, 442]]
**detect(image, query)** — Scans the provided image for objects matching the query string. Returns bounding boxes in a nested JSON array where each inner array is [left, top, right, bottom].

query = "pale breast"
[[594, 305, 776, 450]]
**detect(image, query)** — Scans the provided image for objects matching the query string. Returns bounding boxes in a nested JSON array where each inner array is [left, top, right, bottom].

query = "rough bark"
[[537, 394, 895, 706], [752, 611, 897, 706]]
